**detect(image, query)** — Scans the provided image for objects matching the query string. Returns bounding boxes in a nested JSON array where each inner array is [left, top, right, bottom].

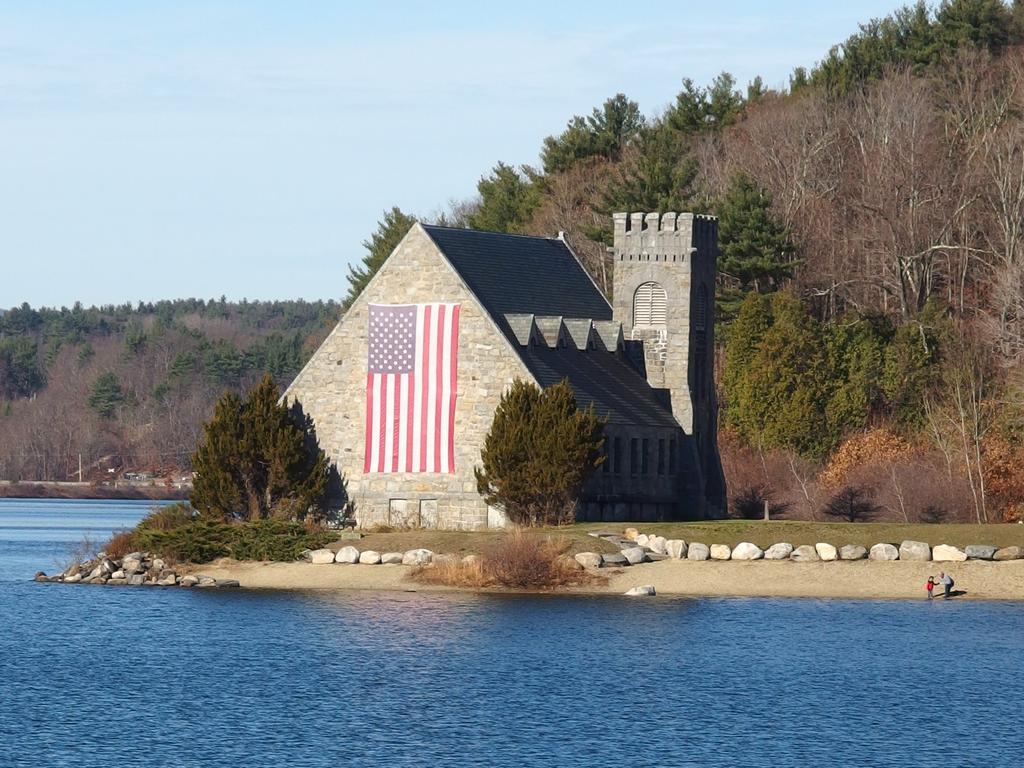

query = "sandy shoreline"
[[189, 558, 1024, 601]]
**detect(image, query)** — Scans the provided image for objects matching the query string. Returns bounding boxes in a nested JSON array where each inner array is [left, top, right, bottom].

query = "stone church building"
[[285, 211, 726, 529]]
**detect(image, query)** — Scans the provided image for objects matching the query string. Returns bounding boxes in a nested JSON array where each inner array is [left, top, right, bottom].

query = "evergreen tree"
[[667, 73, 744, 134], [541, 93, 644, 174], [936, 0, 1013, 52], [715, 173, 796, 318], [475, 379, 605, 526], [466, 163, 541, 233], [602, 121, 697, 213], [722, 293, 836, 457], [343, 207, 417, 310], [0, 337, 45, 399], [825, 317, 892, 434], [87, 372, 125, 420], [191, 374, 329, 521]]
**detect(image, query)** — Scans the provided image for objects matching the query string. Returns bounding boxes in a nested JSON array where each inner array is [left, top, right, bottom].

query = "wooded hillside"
[[0, 299, 337, 483]]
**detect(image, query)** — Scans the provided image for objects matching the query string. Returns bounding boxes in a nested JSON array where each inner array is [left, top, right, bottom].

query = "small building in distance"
[[285, 211, 726, 529]]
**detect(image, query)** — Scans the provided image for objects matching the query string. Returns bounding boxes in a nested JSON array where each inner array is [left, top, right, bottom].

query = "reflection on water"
[[0, 499, 1022, 767]]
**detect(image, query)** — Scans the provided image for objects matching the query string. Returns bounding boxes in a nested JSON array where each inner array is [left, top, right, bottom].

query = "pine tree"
[[343, 207, 417, 310], [466, 163, 542, 233], [541, 93, 644, 174], [716, 173, 796, 319], [87, 372, 125, 420], [191, 374, 329, 521], [475, 379, 605, 526]]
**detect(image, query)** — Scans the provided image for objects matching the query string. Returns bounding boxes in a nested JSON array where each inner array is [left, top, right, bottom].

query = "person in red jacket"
[[926, 576, 936, 599]]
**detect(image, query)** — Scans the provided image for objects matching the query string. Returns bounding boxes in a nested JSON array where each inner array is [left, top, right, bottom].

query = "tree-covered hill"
[[0, 298, 338, 482]]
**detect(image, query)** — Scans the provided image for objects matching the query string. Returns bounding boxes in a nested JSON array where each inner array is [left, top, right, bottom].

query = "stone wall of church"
[[285, 224, 534, 530]]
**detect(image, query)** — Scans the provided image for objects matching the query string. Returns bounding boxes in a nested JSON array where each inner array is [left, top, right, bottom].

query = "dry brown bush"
[[412, 529, 602, 590], [103, 530, 138, 559]]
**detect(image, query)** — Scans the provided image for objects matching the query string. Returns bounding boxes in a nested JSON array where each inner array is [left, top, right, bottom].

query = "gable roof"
[[422, 225, 611, 322], [423, 224, 680, 431]]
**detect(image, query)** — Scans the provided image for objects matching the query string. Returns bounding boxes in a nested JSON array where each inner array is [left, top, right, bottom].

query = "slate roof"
[[518, 346, 679, 428], [422, 224, 678, 430], [422, 225, 612, 322]]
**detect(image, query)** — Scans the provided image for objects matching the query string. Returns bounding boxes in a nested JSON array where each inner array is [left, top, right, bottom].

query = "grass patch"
[[337, 528, 622, 559], [412, 529, 605, 591]]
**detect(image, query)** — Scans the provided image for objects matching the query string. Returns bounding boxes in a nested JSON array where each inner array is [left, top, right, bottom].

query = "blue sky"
[[2, 1, 903, 308]]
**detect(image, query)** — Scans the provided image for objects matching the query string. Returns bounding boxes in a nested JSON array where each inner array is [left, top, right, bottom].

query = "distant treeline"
[[0, 299, 338, 483]]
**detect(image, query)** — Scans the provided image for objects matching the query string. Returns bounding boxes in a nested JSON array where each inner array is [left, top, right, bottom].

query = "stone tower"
[[612, 212, 725, 514]]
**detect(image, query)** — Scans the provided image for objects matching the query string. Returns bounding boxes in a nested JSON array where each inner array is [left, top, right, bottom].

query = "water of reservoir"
[[1, 498, 1021, 767]]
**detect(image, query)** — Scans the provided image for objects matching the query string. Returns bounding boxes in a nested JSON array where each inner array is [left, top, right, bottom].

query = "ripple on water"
[[1, 500, 1022, 767]]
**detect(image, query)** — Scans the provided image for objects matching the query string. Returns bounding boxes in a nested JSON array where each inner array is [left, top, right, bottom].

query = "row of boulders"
[[34, 551, 239, 588], [573, 530, 1024, 568], [300, 547, 435, 566]]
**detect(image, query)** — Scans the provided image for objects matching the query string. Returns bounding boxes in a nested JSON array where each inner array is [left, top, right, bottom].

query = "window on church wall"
[[629, 438, 639, 475], [613, 437, 622, 474], [602, 441, 610, 474], [669, 439, 677, 475], [641, 439, 649, 475], [632, 282, 667, 330]]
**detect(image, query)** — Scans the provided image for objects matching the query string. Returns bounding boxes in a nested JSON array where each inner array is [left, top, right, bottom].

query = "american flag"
[[364, 303, 461, 474]]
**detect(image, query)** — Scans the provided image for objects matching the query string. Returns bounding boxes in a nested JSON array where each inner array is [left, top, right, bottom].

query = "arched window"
[[633, 282, 667, 329]]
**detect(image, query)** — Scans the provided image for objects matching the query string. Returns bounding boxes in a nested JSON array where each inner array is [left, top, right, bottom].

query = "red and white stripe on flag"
[[364, 302, 460, 474]]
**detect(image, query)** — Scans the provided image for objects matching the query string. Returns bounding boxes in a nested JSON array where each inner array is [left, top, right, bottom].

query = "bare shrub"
[[412, 530, 601, 590], [411, 555, 489, 589], [729, 485, 789, 519], [103, 530, 138, 559], [58, 535, 99, 571], [822, 485, 880, 522]]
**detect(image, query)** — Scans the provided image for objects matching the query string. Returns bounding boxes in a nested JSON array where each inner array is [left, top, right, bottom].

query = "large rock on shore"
[[994, 546, 1023, 561], [309, 549, 336, 564], [648, 536, 668, 555], [764, 543, 793, 560], [335, 546, 360, 564], [665, 539, 687, 560], [601, 553, 628, 567], [839, 544, 868, 561], [815, 543, 838, 561], [635, 534, 650, 548], [710, 544, 732, 561], [899, 540, 931, 562], [933, 544, 967, 562], [624, 528, 639, 541], [791, 545, 819, 562], [732, 542, 763, 560], [381, 552, 404, 565], [574, 552, 603, 569], [687, 543, 710, 561], [869, 544, 899, 561], [402, 549, 433, 566], [358, 550, 382, 565], [965, 545, 997, 561], [624, 585, 656, 596], [622, 546, 647, 565]]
